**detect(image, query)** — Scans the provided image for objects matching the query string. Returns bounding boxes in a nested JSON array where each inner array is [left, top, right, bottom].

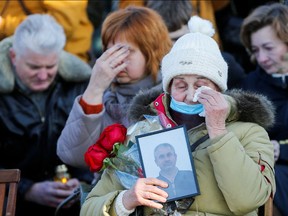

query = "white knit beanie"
[[162, 16, 228, 92]]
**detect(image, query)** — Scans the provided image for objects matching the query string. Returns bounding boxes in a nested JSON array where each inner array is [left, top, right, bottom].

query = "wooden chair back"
[[0, 169, 21, 216]]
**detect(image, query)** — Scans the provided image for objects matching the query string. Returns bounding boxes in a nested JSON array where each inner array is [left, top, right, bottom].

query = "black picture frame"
[[136, 125, 200, 202]]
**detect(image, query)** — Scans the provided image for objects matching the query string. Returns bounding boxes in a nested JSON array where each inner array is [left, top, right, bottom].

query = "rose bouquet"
[[84, 123, 143, 189], [84, 120, 193, 215]]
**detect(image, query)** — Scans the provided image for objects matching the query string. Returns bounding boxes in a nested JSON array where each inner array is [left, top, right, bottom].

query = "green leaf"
[[127, 141, 135, 148], [117, 144, 130, 155], [111, 142, 122, 155], [102, 157, 118, 170]]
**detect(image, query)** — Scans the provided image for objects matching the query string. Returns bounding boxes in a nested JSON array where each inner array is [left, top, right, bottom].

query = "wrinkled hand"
[[25, 178, 80, 208], [122, 178, 168, 210], [82, 44, 130, 104], [197, 88, 229, 138], [271, 140, 280, 162]]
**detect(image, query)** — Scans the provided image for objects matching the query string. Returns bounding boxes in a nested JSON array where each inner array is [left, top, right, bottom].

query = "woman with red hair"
[[57, 6, 172, 171]]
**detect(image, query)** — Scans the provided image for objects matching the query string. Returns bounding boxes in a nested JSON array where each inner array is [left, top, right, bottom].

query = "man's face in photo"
[[155, 146, 177, 172]]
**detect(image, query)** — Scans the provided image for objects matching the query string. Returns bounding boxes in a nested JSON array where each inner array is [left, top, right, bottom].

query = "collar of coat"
[[0, 36, 91, 93], [128, 85, 275, 130]]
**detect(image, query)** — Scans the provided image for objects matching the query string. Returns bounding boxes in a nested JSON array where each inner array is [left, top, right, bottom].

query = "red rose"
[[84, 124, 127, 172], [97, 123, 127, 152], [84, 144, 109, 172]]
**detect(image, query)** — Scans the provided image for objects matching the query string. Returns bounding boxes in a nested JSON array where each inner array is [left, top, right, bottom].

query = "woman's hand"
[[82, 44, 130, 104], [122, 177, 168, 210], [198, 88, 229, 138]]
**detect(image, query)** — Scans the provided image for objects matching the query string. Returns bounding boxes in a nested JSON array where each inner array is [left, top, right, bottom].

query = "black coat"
[[0, 76, 91, 178], [0, 77, 93, 216], [241, 66, 288, 215], [0, 37, 93, 216], [241, 67, 288, 162]]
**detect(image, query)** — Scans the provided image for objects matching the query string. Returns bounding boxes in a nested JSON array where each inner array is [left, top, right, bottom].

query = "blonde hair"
[[101, 6, 172, 82], [241, 3, 288, 57]]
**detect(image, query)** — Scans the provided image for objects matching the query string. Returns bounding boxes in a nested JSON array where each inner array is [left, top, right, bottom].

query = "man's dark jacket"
[[0, 37, 92, 216]]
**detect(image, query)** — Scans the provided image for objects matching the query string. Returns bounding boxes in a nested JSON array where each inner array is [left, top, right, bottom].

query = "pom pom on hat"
[[188, 15, 215, 37], [161, 16, 228, 92]]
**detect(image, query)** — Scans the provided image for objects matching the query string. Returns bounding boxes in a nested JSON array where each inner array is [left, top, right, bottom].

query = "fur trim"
[[128, 87, 275, 129], [0, 37, 91, 93], [128, 84, 162, 123], [226, 89, 275, 129], [58, 51, 91, 82], [0, 37, 14, 93]]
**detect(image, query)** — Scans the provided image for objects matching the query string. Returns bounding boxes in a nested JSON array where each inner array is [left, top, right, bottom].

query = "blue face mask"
[[170, 97, 204, 115]]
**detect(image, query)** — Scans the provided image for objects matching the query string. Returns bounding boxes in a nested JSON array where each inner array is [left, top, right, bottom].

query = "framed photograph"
[[136, 125, 200, 202]]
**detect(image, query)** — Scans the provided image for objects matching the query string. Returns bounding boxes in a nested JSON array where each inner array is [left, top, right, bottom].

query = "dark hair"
[[146, 0, 192, 32]]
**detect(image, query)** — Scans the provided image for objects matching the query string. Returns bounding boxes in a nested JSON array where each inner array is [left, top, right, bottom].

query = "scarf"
[[104, 74, 161, 127]]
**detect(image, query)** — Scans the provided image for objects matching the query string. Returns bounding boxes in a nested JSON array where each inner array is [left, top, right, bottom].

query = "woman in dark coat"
[[240, 3, 288, 216]]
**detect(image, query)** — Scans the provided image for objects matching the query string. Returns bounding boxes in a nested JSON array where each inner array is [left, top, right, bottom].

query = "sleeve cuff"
[[79, 97, 103, 114], [115, 190, 135, 216]]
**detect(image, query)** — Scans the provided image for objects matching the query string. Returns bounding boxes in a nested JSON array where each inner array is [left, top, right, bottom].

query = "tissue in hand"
[[192, 86, 212, 102]]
